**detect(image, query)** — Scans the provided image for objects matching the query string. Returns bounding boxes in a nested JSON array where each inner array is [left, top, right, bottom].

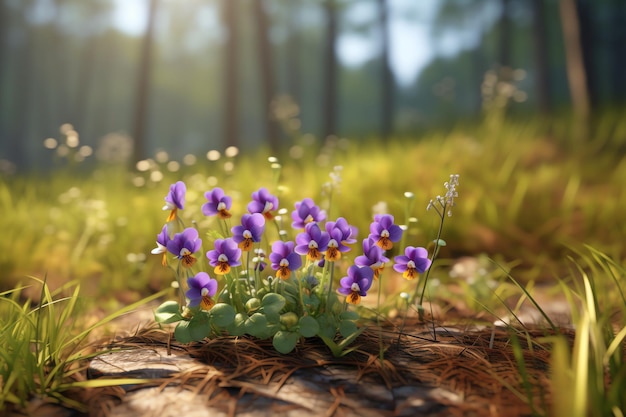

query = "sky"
[[110, 0, 486, 86]]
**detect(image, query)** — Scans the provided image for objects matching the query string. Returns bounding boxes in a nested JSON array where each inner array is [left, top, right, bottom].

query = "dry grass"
[[71, 319, 575, 417]]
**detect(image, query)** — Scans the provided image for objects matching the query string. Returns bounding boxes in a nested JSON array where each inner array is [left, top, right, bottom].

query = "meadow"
[[1, 111, 626, 416]]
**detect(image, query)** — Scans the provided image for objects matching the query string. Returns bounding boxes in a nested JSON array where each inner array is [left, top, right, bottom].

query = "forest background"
[[1, 0, 624, 173]]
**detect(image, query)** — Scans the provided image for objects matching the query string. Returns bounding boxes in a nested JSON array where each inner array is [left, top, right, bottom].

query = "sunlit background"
[[0, 0, 624, 172]]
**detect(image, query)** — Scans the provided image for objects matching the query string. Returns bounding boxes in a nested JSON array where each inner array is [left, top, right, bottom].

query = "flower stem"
[[397, 202, 448, 345], [326, 261, 335, 310], [377, 273, 384, 364]]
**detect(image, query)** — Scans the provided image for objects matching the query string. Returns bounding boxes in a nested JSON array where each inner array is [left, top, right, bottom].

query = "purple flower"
[[325, 217, 357, 244], [269, 241, 302, 280], [206, 238, 242, 275], [202, 187, 232, 219], [186, 272, 218, 310], [163, 181, 186, 221], [295, 222, 330, 262], [231, 213, 265, 251], [354, 238, 389, 280], [368, 214, 403, 250], [247, 187, 279, 220], [166, 227, 202, 269], [393, 246, 431, 280], [324, 217, 357, 261], [337, 265, 374, 305], [150, 225, 170, 266], [291, 198, 326, 229]]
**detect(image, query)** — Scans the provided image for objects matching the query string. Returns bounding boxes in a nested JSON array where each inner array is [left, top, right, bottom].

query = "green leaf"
[[299, 315, 319, 338], [319, 327, 364, 357], [435, 238, 447, 246], [209, 303, 235, 327], [339, 311, 359, 321], [174, 321, 192, 343], [245, 312, 276, 338], [154, 301, 183, 324], [316, 314, 337, 339], [261, 293, 286, 314], [272, 330, 299, 354], [264, 310, 280, 324], [339, 320, 358, 338], [302, 293, 320, 312], [188, 318, 211, 340], [225, 313, 247, 336]]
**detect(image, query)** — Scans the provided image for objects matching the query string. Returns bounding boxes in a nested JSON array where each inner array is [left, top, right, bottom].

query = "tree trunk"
[[575, 0, 597, 107], [222, 0, 239, 149], [497, 0, 512, 72], [253, 0, 279, 151], [609, 0, 626, 103], [530, 0, 552, 115], [0, 0, 8, 153], [378, 0, 393, 139], [132, 0, 158, 164], [559, 0, 590, 139], [286, 1, 300, 105], [322, 0, 338, 140]]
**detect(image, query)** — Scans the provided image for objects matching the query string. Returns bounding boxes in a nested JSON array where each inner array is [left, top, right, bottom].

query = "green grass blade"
[[489, 259, 557, 330]]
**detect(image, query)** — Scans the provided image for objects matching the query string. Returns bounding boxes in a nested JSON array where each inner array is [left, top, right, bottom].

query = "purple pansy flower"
[[325, 217, 357, 244], [247, 187, 279, 220], [150, 225, 170, 266], [202, 187, 232, 219], [354, 238, 390, 280], [295, 222, 330, 261], [269, 241, 302, 280], [337, 265, 374, 305], [231, 213, 265, 251], [291, 198, 326, 229], [163, 181, 186, 221], [186, 272, 218, 310], [324, 217, 357, 261], [206, 238, 242, 275], [393, 246, 431, 280], [368, 214, 403, 250], [166, 227, 202, 268]]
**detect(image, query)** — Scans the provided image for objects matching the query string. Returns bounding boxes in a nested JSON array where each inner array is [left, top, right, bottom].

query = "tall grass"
[[0, 276, 165, 412], [546, 247, 626, 417]]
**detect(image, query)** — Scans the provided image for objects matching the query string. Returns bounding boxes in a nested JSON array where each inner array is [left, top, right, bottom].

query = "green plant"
[[546, 247, 626, 417], [0, 276, 165, 413], [152, 165, 457, 355]]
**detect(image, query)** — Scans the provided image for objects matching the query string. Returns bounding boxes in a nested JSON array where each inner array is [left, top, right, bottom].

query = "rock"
[[88, 346, 197, 381]]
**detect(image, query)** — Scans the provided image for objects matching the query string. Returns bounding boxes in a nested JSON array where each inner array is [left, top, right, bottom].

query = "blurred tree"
[[0, 0, 8, 152], [609, 0, 626, 104], [530, 0, 552, 115], [285, 0, 301, 104], [575, 0, 597, 107], [496, 0, 512, 72], [253, 0, 280, 151], [132, 0, 159, 163], [322, 0, 338, 139], [431, 0, 494, 116], [223, 0, 239, 149], [70, 1, 114, 142], [6, 1, 34, 169], [559, 0, 590, 137], [377, 0, 393, 139]]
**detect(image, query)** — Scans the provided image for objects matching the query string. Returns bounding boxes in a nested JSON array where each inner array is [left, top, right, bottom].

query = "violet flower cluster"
[[152, 181, 433, 315]]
